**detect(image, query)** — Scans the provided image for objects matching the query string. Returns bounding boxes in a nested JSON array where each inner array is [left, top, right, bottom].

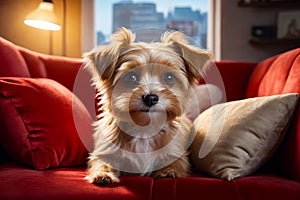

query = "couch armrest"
[[38, 54, 84, 92], [203, 62, 257, 102]]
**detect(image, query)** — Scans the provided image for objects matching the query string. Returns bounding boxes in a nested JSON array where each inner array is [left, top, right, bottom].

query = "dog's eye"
[[161, 72, 176, 86], [124, 72, 139, 85]]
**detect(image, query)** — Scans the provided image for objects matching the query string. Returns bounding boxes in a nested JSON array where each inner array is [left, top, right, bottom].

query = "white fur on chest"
[[92, 117, 191, 175]]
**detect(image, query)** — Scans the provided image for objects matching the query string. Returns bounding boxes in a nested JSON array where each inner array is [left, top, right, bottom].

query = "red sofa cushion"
[[152, 173, 300, 200], [247, 48, 300, 97], [0, 37, 30, 77], [0, 162, 154, 200], [246, 48, 300, 181], [0, 78, 91, 170], [1, 162, 299, 200]]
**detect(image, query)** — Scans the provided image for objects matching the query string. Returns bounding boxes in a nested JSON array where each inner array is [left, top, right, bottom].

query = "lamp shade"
[[24, 1, 61, 31]]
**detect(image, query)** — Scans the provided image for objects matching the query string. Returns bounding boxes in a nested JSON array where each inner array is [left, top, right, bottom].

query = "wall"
[[217, 0, 299, 62], [0, 0, 82, 58]]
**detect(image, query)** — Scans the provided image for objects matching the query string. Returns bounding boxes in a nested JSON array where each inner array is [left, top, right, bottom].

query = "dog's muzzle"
[[142, 94, 159, 107]]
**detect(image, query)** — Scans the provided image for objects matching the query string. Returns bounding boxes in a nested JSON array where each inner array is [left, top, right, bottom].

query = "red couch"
[[0, 36, 299, 200]]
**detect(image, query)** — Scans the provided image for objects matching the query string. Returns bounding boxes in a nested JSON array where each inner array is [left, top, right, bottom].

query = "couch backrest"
[[247, 48, 300, 97], [0, 37, 47, 78], [0, 37, 85, 92], [18, 47, 48, 78], [246, 48, 300, 182]]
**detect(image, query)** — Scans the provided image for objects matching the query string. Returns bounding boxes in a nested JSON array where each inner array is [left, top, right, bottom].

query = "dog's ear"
[[84, 28, 135, 80], [161, 31, 213, 83]]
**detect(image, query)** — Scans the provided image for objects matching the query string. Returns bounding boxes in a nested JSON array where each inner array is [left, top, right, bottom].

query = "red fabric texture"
[[277, 106, 300, 181], [234, 175, 300, 200], [202, 62, 257, 102], [0, 36, 83, 92], [247, 48, 300, 97], [0, 37, 30, 77], [18, 47, 47, 78], [153, 175, 238, 200], [0, 78, 91, 170], [39, 55, 83, 92], [152, 174, 300, 200], [246, 48, 300, 181], [1, 163, 299, 200], [0, 162, 154, 200]]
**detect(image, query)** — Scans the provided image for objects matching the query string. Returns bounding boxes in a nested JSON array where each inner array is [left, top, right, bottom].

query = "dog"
[[84, 28, 213, 185]]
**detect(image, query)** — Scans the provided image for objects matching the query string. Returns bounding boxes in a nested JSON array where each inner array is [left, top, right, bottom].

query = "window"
[[95, 0, 209, 48]]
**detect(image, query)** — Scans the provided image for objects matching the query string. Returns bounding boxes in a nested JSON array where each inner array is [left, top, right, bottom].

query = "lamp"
[[24, 0, 61, 31]]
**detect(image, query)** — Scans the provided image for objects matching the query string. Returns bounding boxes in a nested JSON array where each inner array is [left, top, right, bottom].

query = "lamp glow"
[[24, 1, 61, 31]]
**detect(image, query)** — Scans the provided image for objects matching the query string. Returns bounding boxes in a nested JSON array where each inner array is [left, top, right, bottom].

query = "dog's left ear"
[[162, 31, 214, 83], [84, 28, 135, 81]]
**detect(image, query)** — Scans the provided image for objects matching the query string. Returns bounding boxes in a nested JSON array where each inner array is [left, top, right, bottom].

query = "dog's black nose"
[[142, 94, 159, 107]]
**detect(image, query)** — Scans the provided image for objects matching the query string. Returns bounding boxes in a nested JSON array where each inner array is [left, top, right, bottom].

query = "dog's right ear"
[[84, 28, 135, 80], [161, 31, 213, 84]]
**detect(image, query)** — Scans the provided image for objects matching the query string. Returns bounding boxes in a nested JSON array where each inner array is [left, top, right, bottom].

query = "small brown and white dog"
[[84, 28, 212, 185]]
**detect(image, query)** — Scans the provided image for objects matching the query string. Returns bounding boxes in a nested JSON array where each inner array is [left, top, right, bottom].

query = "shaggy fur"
[[84, 28, 212, 185]]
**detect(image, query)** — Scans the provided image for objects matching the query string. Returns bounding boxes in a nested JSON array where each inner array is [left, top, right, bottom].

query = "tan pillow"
[[190, 93, 299, 181]]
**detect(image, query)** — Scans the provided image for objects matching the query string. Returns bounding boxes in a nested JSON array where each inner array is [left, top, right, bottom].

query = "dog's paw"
[[93, 175, 113, 185], [153, 168, 178, 179], [153, 159, 190, 179], [85, 171, 120, 185]]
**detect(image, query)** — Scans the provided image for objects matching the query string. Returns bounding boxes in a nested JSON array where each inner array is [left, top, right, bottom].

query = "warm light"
[[24, 20, 61, 31], [24, 1, 61, 31]]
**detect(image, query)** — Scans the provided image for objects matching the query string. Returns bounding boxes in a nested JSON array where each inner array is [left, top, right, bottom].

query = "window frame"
[[81, 0, 218, 59]]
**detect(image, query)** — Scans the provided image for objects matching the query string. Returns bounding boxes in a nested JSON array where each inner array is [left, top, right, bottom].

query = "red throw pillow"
[[0, 78, 91, 170]]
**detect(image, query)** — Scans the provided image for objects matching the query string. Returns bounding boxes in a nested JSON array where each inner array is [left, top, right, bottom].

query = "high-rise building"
[[167, 7, 207, 48], [113, 1, 165, 33], [96, 31, 106, 45], [111, 1, 207, 47]]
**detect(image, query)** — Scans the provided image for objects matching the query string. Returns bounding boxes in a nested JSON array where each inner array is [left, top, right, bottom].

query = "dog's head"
[[85, 28, 213, 126]]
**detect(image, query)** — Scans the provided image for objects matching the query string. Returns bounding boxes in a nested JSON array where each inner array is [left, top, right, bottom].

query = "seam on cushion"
[[232, 180, 242, 200], [247, 56, 278, 97], [19, 49, 48, 78], [149, 178, 154, 200], [256, 57, 277, 96], [282, 50, 300, 94], [173, 179, 177, 200], [152, 179, 177, 200], [4, 95, 36, 167], [8, 94, 36, 167]]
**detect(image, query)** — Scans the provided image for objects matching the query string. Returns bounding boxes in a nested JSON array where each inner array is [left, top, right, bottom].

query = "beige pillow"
[[190, 93, 299, 181]]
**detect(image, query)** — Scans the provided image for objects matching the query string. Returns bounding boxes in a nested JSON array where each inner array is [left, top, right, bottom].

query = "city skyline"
[[96, 0, 209, 35]]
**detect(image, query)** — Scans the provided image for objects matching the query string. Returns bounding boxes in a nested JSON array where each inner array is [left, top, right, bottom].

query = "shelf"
[[238, 1, 300, 8], [249, 38, 300, 45]]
